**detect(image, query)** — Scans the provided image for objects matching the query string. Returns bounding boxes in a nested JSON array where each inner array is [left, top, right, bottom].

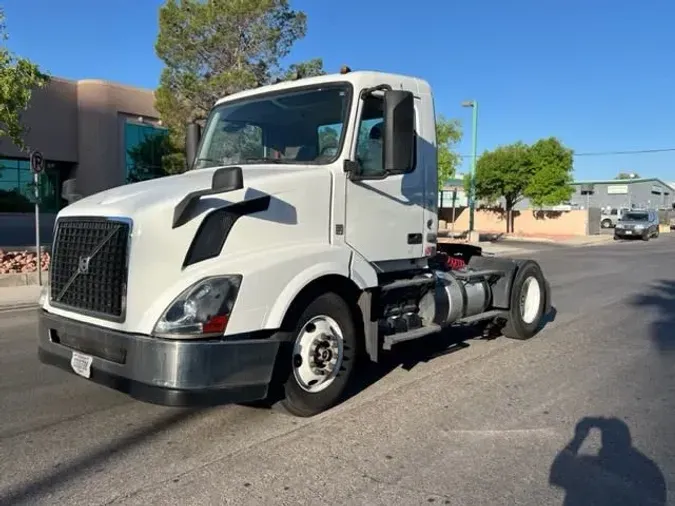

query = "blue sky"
[[4, 0, 675, 181]]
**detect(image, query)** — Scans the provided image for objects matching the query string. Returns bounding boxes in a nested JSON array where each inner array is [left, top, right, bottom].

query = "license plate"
[[70, 351, 93, 378], [624, 230, 632, 235]]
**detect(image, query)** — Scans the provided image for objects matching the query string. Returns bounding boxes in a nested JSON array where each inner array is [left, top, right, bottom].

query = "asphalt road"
[[1, 236, 674, 505]]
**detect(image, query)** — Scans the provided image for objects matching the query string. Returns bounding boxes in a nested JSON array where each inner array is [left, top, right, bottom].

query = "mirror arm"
[[360, 84, 392, 99]]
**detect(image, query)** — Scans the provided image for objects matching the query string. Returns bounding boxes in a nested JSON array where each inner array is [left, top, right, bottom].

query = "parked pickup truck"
[[37, 68, 552, 417]]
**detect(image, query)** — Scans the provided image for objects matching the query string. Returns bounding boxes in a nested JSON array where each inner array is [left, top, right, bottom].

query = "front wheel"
[[601, 219, 612, 229], [280, 292, 360, 417], [501, 261, 547, 340]]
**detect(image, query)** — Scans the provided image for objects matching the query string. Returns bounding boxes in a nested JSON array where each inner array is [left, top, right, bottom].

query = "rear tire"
[[279, 292, 360, 417], [502, 261, 547, 340]]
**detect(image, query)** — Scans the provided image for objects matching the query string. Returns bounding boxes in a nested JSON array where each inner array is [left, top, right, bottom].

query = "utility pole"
[[461, 100, 478, 241]]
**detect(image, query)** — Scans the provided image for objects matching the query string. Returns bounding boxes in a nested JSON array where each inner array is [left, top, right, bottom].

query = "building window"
[[0, 158, 66, 213], [124, 120, 171, 183], [0, 159, 33, 212]]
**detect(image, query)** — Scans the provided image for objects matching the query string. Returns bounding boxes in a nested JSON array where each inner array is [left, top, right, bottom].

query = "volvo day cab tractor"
[[38, 69, 552, 417]]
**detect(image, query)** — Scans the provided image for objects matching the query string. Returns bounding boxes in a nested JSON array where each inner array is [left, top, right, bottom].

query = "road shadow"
[[629, 280, 675, 353], [549, 416, 666, 506], [0, 408, 207, 506], [479, 232, 506, 242], [342, 304, 557, 404], [250, 302, 559, 414]]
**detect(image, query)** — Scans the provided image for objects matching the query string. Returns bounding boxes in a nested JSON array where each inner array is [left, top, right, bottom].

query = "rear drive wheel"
[[502, 261, 547, 340], [280, 292, 359, 417]]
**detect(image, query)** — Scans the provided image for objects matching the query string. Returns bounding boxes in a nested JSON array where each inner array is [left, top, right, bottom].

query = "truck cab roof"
[[214, 70, 433, 107]]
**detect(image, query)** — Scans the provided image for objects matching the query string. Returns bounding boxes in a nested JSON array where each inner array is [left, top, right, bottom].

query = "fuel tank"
[[417, 270, 491, 326]]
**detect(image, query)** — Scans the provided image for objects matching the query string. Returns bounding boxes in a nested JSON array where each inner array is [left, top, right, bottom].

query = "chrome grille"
[[49, 217, 131, 320]]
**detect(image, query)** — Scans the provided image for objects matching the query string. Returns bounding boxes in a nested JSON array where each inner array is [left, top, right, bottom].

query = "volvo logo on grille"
[[77, 256, 91, 274]]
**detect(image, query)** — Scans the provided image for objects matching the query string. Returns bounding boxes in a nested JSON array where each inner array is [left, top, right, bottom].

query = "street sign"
[[29, 150, 44, 286], [30, 150, 45, 174]]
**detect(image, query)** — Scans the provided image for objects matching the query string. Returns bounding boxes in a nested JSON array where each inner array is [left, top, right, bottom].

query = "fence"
[[439, 206, 599, 237]]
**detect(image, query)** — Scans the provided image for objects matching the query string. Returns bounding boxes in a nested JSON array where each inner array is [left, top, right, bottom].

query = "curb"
[[0, 272, 48, 287], [0, 302, 39, 312]]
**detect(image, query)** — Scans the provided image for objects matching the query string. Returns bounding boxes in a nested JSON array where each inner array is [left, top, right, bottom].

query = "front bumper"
[[37, 309, 282, 407], [614, 229, 644, 238]]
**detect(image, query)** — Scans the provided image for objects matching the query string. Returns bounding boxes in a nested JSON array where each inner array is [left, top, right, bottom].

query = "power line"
[[573, 148, 675, 157], [459, 147, 675, 158]]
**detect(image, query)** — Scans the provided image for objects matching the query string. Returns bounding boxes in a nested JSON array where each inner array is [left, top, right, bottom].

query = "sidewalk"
[[440, 233, 615, 248], [0, 285, 42, 311], [496, 234, 615, 246]]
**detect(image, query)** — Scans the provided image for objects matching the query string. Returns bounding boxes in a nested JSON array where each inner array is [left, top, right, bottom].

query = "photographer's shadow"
[[549, 417, 666, 506]]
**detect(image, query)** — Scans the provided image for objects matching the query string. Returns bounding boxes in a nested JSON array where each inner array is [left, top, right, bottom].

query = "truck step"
[[380, 276, 435, 292], [455, 309, 508, 324], [382, 324, 442, 350], [452, 269, 505, 280]]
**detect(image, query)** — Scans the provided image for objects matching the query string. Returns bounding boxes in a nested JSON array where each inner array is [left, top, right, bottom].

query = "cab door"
[[344, 88, 424, 262]]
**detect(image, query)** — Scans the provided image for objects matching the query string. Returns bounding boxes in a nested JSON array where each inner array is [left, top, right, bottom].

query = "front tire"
[[502, 261, 547, 340], [280, 292, 360, 417], [601, 219, 612, 229]]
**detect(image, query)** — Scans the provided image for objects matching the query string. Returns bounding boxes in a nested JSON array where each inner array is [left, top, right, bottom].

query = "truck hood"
[[59, 164, 312, 219], [48, 163, 334, 333]]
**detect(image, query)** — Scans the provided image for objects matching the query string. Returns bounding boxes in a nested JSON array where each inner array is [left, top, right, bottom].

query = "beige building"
[[0, 77, 167, 245]]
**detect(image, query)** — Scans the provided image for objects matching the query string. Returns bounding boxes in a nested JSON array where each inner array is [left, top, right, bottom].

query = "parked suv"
[[601, 207, 629, 228], [614, 209, 660, 241]]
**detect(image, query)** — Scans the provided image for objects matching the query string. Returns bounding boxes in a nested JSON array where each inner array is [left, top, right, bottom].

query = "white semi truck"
[[38, 69, 551, 417]]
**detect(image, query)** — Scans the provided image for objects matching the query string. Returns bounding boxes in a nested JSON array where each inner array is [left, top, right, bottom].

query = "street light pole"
[[462, 100, 478, 238]]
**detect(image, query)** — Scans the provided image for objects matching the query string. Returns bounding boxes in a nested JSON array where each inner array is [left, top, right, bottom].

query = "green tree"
[[467, 137, 574, 232], [525, 137, 574, 207], [615, 171, 639, 179], [436, 115, 462, 190], [0, 8, 49, 151], [282, 58, 325, 80], [467, 141, 533, 232], [154, 0, 322, 172]]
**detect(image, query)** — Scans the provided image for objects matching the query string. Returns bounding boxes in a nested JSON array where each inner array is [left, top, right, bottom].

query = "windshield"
[[622, 212, 649, 221], [193, 84, 351, 169]]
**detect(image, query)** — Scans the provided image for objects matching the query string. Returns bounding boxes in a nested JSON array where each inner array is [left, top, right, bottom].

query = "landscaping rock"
[[0, 250, 50, 274]]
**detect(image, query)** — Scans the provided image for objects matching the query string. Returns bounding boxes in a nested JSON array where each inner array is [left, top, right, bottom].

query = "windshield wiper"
[[243, 157, 290, 164], [194, 157, 221, 168]]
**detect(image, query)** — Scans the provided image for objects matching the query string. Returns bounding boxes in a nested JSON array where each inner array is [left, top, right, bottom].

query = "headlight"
[[153, 275, 241, 338]]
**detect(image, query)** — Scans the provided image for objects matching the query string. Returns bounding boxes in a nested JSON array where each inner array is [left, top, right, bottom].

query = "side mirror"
[[185, 122, 202, 169], [383, 89, 415, 173]]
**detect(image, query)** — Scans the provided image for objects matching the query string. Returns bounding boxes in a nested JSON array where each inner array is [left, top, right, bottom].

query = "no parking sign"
[[29, 150, 45, 286]]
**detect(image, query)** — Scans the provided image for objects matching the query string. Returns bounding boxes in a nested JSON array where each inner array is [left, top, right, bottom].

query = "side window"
[[610, 209, 617, 215], [354, 93, 418, 177], [355, 95, 385, 177]]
